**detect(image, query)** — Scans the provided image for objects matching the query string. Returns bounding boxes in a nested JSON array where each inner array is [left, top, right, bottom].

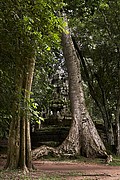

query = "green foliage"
[[1, 0, 119, 144], [0, 0, 64, 58], [29, 98, 44, 124], [0, 0, 64, 136]]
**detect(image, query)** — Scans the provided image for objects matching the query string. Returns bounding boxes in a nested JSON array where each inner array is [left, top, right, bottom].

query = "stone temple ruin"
[[31, 62, 72, 148], [43, 69, 71, 127]]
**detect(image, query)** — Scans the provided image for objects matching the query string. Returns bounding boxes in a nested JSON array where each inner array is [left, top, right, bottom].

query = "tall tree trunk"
[[32, 15, 107, 159], [115, 96, 120, 155], [59, 15, 107, 158], [25, 58, 35, 169], [5, 65, 22, 169], [115, 60, 120, 155], [72, 36, 114, 147], [5, 57, 35, 171]]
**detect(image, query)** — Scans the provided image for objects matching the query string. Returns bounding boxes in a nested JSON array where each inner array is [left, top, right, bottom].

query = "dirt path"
[[0, 155, 120, 179], [33, 160, 120, 180]]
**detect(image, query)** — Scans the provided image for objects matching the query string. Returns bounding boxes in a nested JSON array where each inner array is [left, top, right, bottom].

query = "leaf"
[[39, 116, 44, 121], [100, 3, 109, 9], [36, 120, 40, 124], [46, 46, 51, 51]]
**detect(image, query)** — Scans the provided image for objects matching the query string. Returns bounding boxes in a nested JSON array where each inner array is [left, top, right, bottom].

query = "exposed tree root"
[[32, 145, 59, 160], [32, 144, 108, 160]]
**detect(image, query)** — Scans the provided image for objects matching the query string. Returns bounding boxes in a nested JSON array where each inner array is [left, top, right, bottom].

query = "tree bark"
[[60, 15, 107, 157], [5, 57, 35, 171], [115, 96, 120, 155], [5, 65, 22, 169], [115, 60, 120, 155]]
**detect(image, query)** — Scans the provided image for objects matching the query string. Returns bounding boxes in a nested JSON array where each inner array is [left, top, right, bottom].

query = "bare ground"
[[0, 155, 120, 180]]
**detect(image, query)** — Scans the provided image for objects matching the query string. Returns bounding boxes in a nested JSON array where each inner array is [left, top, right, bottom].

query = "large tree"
[[60, 14, 107, 157], [1, 0, 63, 171], [68, 0, 120, 152], [32, 14, 107, 159]]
